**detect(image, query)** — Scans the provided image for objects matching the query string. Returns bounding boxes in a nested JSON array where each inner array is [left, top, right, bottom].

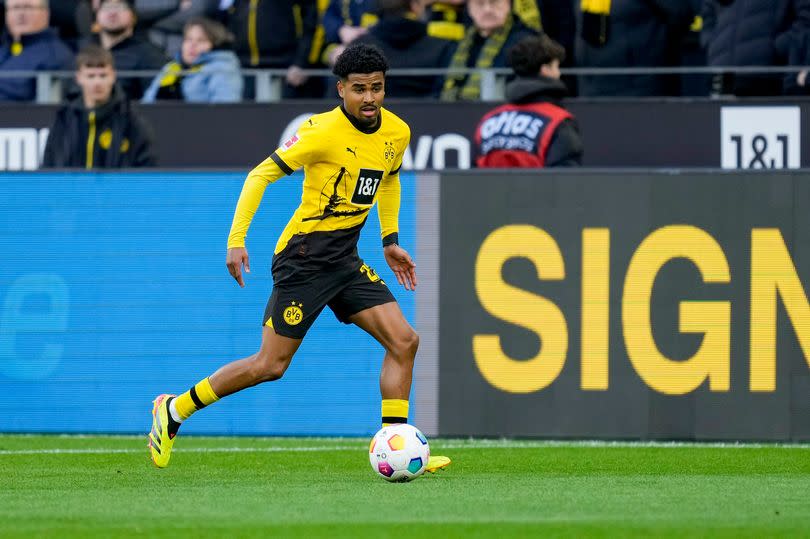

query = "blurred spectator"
[[89, 0, 167, 99], [353, 0, 454, 97], [474, 34, 582, 167], [43, 44, 156, 168], [0, 0, 74, 101], [426, 0, 467, 41], [222, 0, 321, 98], [441, 0, 536, 101], [702, 0, 810, 96], [321, 0, 376, 67], [145, 0, 219, 58], [577, 0, 694, 97], [143, 16, 241, 102]]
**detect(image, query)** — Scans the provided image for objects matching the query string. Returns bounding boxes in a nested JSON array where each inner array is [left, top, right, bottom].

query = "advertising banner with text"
[[438, 170, 810, 441], [0, 100, 807, 170]]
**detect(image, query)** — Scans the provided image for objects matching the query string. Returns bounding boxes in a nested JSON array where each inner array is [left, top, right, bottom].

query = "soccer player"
[[148, 42, 450, 474]]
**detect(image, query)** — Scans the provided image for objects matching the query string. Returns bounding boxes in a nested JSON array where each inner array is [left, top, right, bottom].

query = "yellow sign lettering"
[[750, 229, 810, 391], [623, 225, 730, 395], [581, 229, 610, 390], [473, 225, 568, 393]]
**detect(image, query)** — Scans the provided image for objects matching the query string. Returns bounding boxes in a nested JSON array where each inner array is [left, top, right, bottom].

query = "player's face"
[[337, 72, 385, 128]]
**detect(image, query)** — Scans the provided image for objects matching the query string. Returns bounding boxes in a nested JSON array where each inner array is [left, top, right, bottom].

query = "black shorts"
[[263, 260, 396, 339]]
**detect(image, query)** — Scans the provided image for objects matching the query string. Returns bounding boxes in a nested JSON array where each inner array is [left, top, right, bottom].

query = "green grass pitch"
[[1, 435, 808, 538]]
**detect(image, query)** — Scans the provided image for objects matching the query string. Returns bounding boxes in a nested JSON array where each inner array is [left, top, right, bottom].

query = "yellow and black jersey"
[[227, 105, 410, 264]]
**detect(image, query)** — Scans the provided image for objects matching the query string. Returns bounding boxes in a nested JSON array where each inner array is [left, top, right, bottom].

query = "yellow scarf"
[[513, 0, 542, 32], [441, 14, 514, 101]]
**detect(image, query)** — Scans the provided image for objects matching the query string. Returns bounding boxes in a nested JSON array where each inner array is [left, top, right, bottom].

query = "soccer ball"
[[369, 423, 430, 482]]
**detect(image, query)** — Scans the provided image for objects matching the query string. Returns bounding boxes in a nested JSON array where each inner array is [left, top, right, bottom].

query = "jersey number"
[[351, 168, 384, 205]]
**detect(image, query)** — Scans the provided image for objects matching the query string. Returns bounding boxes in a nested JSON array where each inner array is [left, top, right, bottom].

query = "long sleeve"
[[377, 127, 409, 245], [226, 156, 290, 248], [227, 113, 324, 248], [377, 165, 402, 245]]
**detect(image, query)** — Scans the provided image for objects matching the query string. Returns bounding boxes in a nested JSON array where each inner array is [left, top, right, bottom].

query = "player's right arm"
[[225, 118, 326, 287]]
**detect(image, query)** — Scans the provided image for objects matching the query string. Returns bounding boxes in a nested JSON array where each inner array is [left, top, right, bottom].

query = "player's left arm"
[[378, 132, 417, 291]]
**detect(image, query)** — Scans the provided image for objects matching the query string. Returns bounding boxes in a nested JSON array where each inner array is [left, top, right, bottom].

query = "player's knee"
[[392, 329, 419, 360], [252, 351, 291, 382]]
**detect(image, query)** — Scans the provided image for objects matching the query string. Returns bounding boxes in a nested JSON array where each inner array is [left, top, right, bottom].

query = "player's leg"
[[347, 300, 450, 473], [348, 301, 417, 402], [149, 326, 302, 468], [208, 326, 302, 396]]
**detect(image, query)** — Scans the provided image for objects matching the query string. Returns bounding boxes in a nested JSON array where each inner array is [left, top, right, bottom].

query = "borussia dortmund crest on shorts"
[[283, 302, 304, 325]]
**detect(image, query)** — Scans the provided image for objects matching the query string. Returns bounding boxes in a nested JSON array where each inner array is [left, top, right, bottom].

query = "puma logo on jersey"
[[346, 147, 357, 157]]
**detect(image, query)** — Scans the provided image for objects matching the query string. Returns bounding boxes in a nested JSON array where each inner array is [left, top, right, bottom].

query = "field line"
[[1, 439, 809, 455]]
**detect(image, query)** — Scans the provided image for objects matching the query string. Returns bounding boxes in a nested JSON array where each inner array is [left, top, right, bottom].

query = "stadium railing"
[[1, 65, 808, 104]]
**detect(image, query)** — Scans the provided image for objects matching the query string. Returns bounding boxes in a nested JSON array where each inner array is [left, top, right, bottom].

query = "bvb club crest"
[[384, 141, 395, 162], [283, 302, 304, 325]]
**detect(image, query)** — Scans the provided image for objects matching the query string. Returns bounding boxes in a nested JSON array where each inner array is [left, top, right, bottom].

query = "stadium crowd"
[[2, 0, 808, 169], [2, 0, 809, 103]]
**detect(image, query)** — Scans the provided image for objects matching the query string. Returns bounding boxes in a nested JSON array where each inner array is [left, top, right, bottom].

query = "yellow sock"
[[381, 399, 409, 426], [173, 377, 220, 420]]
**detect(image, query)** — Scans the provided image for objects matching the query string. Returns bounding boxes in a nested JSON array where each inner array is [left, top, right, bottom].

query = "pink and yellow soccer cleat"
[[148, 394, 178, 468]]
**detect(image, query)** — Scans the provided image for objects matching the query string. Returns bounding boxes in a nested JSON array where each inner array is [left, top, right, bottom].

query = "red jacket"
[[475, 101, 572, 167], [474, 76, 583, 168]]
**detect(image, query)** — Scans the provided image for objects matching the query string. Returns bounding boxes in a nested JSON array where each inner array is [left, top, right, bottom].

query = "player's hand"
[[384, 244, 417, 291], [226, 247, 250, 288]]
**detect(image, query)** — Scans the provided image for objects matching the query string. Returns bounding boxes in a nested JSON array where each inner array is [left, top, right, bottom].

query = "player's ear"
[[337, 79, 344, 98]]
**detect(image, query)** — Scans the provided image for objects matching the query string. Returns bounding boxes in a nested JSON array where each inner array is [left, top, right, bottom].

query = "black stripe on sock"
[[189, 386, 205, 410], [382, 416, 407, 424]]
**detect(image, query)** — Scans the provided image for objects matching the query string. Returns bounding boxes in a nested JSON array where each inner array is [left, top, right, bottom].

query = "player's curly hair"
[[332, 43, 389, 80]]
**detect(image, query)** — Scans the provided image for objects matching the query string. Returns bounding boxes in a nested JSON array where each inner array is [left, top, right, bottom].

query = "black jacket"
[[702, 0, 810, 96], [354, 17, 454, 98], [43, 87, 156, 168], [577, 0, 694, 96], [504, 76, 583, 167], [226, 0, 318, 68]]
